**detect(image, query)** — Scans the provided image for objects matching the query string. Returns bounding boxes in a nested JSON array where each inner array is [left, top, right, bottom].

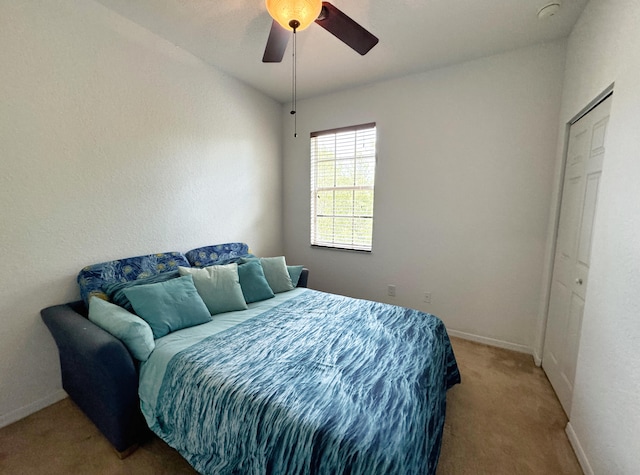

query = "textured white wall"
[[550, 0, 640, 473], [282, 41, 566, 353], [0, 0, 282, 426]]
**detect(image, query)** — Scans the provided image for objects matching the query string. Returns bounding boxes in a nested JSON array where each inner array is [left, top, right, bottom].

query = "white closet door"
[[542, 94, 612, 415]]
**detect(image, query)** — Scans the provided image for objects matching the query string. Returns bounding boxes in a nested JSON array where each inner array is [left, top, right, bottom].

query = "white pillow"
[[260, 256, 294, 293], [178, 264, 248, 315]]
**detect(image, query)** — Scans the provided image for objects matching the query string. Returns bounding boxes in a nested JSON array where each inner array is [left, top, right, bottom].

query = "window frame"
[[310, 122, 377, 253]]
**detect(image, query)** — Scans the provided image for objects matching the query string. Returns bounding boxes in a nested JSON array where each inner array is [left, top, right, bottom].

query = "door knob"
[[575, 278, 583, 285]]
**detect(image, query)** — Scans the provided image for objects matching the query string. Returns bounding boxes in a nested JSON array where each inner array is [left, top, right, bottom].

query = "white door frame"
[[533, 83, 615, 367]]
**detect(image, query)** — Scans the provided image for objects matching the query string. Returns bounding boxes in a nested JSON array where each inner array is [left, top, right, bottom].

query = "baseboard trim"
[[533, 349, 543, 367], [0, 389, 67, 429], [565, 421, 594, 475], [447, 329, 533, 356]]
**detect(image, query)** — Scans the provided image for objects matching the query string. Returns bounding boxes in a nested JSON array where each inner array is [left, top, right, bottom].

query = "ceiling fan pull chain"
[[290, 24, 298, 138]]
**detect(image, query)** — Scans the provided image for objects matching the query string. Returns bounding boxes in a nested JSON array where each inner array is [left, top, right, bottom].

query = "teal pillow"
[[103, 270, 180, 312], [123, 275, 211, 339], [237, 260, 275, 303], [237, 256, 255, 263], [88, 297, 155, 361], [178, 264, 248, 315], [287, 265, 304, 287], [260, 256, 294, 293]]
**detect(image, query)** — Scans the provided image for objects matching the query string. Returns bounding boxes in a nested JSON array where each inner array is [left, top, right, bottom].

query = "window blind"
[[310, 123, 376, 251]]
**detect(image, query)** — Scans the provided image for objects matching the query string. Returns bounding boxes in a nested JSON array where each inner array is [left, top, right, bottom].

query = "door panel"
[[577, 174, 600, 269], [563, 293, 585, 386], [555, 176, 581, 263]]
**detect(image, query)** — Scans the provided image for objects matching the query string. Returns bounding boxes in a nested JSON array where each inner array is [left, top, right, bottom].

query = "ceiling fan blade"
[[315, 2, 378, 56], [262, 20, 290, 63]]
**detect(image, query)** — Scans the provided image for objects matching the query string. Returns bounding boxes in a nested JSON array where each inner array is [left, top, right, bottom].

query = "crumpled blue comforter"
[[149, 289, 460, 474]]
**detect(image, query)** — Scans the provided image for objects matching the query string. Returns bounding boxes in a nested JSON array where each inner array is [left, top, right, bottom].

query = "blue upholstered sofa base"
[[42, 244, 307, 456], [41, 301, 148, 454]]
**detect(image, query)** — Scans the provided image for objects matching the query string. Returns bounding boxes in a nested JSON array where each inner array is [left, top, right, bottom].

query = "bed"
[[42, 243, 460, 474]]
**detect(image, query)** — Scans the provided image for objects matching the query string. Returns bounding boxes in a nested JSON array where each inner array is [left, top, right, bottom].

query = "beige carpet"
[[0, 337, 582, 474], [437, 338, 582, 474]]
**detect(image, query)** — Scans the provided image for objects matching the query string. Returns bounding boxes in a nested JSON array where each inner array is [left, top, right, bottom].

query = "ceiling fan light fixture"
[[265, 0, 323, 31]]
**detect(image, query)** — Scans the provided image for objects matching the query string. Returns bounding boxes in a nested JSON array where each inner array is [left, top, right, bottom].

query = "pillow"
[[237, 259, 275, 303], [103, 270, 180, 312], [123, 275, 211, 339], [178, 264, 248, 315], [88, 297, 155, 361], [287, 265, 304, 287], [185, 243, 251, 268], [77, 251, 189, 307], [260, 256, 294, 293]]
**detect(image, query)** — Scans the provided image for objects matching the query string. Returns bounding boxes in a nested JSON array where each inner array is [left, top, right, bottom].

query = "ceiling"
[[94, 0, 588, 103]]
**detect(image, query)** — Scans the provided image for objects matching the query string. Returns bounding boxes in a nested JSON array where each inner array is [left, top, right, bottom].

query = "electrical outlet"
[[388, 285, 396, 297], [423, 292, 432, 304]]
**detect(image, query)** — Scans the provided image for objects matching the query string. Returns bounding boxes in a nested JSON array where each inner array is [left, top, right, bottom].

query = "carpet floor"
[[0, 337, 582, 474]]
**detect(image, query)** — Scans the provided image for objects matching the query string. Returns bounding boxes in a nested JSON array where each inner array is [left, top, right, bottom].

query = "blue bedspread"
[[148, 290, 460, 474]]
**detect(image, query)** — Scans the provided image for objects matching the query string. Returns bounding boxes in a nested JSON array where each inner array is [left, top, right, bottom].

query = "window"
[[310, 123, 377, 252]]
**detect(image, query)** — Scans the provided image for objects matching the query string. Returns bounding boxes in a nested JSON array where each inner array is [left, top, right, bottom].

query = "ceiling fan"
[[262, 0, 379, 63]]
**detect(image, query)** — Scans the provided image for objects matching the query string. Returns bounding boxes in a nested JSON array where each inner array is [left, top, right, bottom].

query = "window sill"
[[310, 245, 372, 254]]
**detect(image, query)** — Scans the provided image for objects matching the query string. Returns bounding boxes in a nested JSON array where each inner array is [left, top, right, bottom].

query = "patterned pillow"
[[77, 252, 190, 306], [185, 242, 251, 268]]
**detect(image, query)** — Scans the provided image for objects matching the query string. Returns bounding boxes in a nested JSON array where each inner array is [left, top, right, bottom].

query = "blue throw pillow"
[[88, 297, 155, 361], [178, 264, 248, 315], [287, 265, 304, 287], [237, 260, 275, 303], [123, 275, 212, 339], [103, 270, 180, 312]]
